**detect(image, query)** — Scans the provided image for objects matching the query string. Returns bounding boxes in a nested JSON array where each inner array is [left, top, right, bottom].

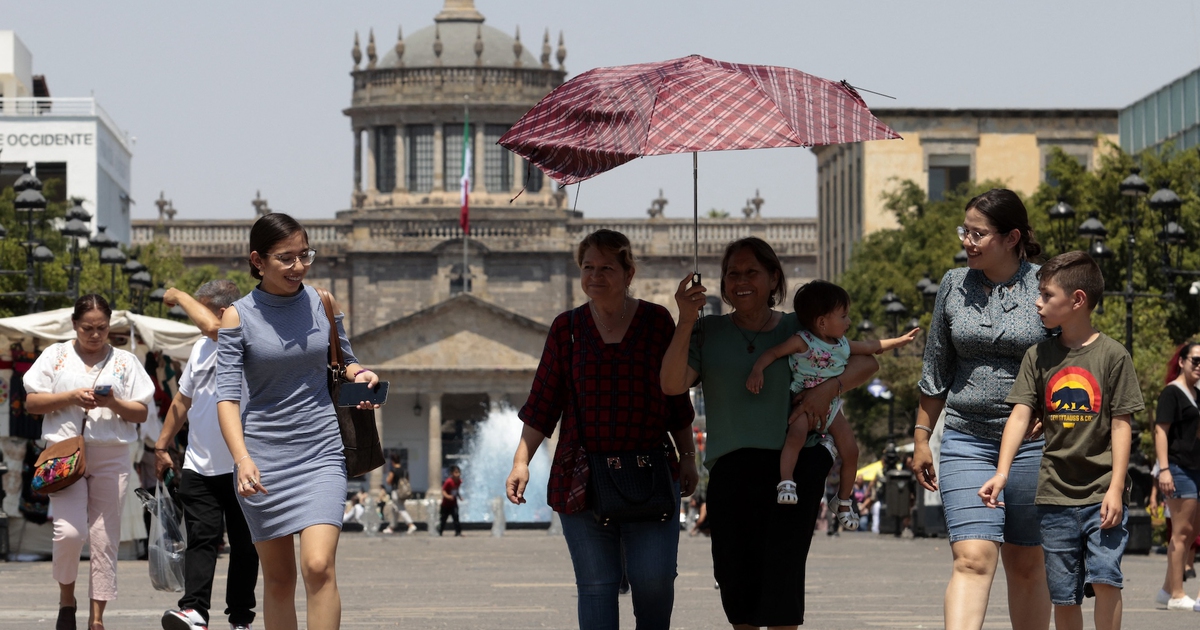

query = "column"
[[394, 126, 408, 193], [427, 391, 443, 495], [488, 391, 507, 414], [353, 128, 363, 191], [432, 124, 445, 192], [366, 127, 378, 193]]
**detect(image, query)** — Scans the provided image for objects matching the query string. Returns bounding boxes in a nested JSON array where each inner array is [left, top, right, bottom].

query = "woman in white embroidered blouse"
[[24, 295, 155, 630]]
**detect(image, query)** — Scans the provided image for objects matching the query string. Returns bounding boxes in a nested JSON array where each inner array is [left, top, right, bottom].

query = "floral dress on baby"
[[787, 329, 851, 433]]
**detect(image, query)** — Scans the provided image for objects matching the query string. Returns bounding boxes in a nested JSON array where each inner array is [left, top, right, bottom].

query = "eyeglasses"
[[956, 225, 993, 246], [269, 249, 317, 267], [1187, 356, 1200, 367]]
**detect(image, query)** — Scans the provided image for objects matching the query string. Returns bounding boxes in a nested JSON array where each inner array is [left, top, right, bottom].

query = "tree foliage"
[[0, 185, 251, 319], [840, 143, 1200, 460]]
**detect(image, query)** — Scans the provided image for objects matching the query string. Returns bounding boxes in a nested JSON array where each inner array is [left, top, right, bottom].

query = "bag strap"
[[315, 288, 343, 371], [80, 347, 114, 435]]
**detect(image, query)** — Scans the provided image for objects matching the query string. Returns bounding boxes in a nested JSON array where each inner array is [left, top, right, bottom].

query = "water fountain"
[[459, 406, 552, 523]]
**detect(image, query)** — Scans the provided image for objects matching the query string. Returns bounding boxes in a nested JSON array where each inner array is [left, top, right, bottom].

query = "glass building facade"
[[1120, 66, 1200, 154]]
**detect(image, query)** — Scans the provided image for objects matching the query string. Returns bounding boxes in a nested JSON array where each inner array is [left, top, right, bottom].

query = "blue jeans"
[[559, 486, 680, 630], [1038, 503, 1127, 606], [1167, 463, 1200, 499], [939, 428, 1043, 545]]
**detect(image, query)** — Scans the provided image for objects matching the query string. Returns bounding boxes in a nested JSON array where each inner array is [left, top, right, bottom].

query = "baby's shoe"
[[828, 496, 859, 531], [776, 481, 798, 504]]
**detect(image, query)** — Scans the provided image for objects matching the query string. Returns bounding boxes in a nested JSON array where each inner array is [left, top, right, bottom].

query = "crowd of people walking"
[[24, 196, 1200, 630]]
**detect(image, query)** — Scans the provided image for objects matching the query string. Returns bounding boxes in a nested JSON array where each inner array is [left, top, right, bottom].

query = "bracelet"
[[236, 455, 251, 465], [679, 451, 696, 457], [996, 472, 1007, 481], [353, 368, 373, 379], [914, 425, 933, 434], [154, 447, 169, 453]]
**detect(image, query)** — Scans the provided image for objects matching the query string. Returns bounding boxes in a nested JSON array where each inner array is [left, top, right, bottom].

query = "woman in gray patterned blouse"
[[911, 189, 1052, 630]]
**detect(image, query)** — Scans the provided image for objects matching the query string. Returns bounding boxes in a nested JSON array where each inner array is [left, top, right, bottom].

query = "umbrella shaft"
[[693, 152, 699, 283]]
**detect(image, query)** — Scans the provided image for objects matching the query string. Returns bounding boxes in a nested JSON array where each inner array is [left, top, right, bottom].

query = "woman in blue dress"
[[216, 213, 378, 630]]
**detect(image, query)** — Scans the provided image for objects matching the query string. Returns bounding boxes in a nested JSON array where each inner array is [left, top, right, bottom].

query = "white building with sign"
[[0, 31, 134, 243]]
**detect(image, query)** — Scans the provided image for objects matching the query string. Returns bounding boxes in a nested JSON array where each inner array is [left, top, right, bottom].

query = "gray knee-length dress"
[[217, 284, 355, 542]]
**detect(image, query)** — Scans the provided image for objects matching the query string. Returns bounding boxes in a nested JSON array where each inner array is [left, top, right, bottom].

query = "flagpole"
[[462, 95, 470, 293]]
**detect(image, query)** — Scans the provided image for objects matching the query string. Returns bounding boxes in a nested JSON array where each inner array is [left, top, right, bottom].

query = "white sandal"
[[829, 496, 859, 530], [777, 481, 798, 504]]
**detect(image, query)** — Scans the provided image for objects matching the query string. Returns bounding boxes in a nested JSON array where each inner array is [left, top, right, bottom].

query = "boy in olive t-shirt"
[[979, 251, 1143, 630]]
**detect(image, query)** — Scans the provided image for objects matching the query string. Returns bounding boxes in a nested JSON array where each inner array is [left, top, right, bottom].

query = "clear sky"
[[5, 0, 1200, 222]]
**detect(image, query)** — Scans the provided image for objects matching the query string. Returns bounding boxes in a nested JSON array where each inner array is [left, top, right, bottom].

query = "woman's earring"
[[768, 296, 776, 308]]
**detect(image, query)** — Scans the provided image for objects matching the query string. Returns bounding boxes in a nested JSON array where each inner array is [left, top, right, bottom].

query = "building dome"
[[382, 21, 539, 69]]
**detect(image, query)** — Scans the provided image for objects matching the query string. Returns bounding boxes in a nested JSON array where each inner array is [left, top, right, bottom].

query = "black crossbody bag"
[[567, 307, 676, 526]]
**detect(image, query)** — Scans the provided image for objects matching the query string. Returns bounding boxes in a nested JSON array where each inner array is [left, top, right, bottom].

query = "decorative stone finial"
[[474, 25, 484, 65], [395, 26, 405, 67], [541, 29, 551, 68], [164, 200, 177, 221], [155, 191, 168, 222], [367, 29, 377, 69], [352, 32, 362, 68], [252, 191, 270, 217], [750, 189, 764, 217], [742, 199, 755, 218], [513, 26, 523, 68], [648, 189, 668, 218], [556, 31, 567, 69], [434, 0, 485, 23], [433, 25, 444, 64]]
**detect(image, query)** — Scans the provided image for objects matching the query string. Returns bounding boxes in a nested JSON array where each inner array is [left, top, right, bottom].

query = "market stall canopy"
[[0, 308, 202, 360]]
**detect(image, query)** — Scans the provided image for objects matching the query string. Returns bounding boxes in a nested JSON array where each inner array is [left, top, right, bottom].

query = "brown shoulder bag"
[[31, 348, 113, 495], [315, 289, 385, 478]]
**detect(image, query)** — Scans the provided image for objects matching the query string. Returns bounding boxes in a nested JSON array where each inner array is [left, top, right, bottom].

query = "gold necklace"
[[732, 310, 773, 353], [590, 298, 628, 332]]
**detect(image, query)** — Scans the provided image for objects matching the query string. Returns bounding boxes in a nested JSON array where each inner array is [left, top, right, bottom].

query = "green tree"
[[0, 185, 252, 318]]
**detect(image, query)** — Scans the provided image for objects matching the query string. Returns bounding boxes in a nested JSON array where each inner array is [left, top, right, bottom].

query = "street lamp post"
[[0, 167, 86, 313]]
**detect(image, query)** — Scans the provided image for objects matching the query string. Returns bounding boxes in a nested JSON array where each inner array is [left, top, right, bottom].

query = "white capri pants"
[[49, 443, 132, 601]]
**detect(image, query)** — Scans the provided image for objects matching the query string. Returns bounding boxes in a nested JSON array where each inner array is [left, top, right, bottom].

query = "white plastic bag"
[[147, 480, 186, 592]]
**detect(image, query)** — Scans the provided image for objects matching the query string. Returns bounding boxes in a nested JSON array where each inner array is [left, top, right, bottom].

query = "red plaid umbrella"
[[499, 54, 900, 277]]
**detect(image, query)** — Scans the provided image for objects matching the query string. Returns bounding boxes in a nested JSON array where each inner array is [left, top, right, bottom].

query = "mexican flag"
[[460, 114, 471, 235]]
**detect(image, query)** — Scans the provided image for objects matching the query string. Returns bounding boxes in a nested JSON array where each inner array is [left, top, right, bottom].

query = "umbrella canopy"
[[499, 54, 901, 185]]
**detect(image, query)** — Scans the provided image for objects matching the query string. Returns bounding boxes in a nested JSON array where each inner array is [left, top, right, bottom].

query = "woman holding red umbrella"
[[661, 237, 877, 628]]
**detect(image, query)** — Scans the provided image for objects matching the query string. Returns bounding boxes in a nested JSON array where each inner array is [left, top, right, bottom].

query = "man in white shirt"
[[155, 281, 257, 630]]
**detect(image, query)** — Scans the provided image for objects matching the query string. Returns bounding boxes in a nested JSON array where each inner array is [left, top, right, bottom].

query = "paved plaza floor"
[[0, 528, 1197, 629]]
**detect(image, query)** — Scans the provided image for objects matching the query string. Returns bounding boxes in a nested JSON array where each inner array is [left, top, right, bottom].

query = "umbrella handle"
[[692, 273, 701, 287]]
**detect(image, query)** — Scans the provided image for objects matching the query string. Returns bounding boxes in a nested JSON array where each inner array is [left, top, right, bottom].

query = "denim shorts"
[[1038, 503, 1127, 606], [938, 428, 1043, 546], [1167, 463, 1200, 500]]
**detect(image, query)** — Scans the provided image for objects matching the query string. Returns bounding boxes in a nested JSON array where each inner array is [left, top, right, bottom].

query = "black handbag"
[[317, 289, 385, 478], [567, 307, 676, 526]]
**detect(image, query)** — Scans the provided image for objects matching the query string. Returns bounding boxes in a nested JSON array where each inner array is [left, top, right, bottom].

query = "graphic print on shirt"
[[1044, 366, 1103, 428]]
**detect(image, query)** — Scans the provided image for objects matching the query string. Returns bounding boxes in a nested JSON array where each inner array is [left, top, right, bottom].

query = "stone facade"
[[813, 108, 1119, 279], [131, 1, 818, 497]]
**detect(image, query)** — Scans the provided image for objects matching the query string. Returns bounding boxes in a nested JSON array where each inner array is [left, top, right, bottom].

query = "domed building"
[[133, 0, 818, 497]]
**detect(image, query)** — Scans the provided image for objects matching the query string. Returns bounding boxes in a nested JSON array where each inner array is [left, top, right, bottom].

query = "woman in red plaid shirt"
[[506, 229, 698, 630]]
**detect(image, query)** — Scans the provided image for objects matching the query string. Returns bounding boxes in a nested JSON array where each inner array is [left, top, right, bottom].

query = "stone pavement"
[[0, 528, 1197, 629]]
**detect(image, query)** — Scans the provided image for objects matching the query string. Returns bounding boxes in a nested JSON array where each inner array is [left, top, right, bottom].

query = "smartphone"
[[93, 384, 112, 396], [337, 381, 389, 407]]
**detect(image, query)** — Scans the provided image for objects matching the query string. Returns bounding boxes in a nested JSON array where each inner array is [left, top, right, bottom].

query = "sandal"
[[829, 496, 859, 530], [776, 480, 798, 504], [55, 604, 76, 630]]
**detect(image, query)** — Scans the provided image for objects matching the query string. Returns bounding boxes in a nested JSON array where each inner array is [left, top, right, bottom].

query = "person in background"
[[438, 465, 463, 536], [1152, 341, 1200, 610], [155, 281, 259, 630], [25, 294, 154, 630], [912, 189, 1052, 630], [382, 460, 417, 535]]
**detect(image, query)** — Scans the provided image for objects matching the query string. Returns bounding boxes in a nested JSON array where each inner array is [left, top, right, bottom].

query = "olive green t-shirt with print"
[[688, 312, 821, 469], [1005, 333, 1145, 506]]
